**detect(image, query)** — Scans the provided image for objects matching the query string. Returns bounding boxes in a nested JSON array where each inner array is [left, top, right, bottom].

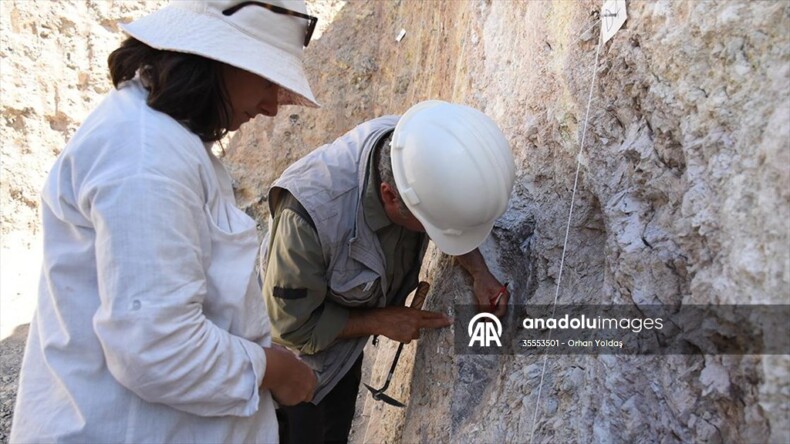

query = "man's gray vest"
[[260, 116, 428, 403]]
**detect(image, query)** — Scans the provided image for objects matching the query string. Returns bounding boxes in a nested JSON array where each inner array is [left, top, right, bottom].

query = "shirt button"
[[132, 300, 142, 310]]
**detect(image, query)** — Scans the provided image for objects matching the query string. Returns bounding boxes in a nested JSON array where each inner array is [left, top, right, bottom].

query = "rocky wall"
[[224, 1, 789, 442]]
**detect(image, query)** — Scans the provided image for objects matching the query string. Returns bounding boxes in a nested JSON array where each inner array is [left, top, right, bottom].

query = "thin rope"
[[528, 33, 603, 444], [578, 18, 601, 41]]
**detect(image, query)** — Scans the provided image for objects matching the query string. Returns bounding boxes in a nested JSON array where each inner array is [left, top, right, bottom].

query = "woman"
[[11, 1, 318, 442]]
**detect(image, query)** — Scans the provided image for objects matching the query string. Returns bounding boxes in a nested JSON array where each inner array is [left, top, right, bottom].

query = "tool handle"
[[376, 281, 429, 393], [380, 342, 404, 391], [410, 281, 430, 310], [387, 343, 404, 376]]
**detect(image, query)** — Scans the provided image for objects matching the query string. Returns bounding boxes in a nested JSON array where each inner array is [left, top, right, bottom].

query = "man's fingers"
[[418, 313, 453, 329], [418, 309, 452, 321], [418, 309, 445, 317]]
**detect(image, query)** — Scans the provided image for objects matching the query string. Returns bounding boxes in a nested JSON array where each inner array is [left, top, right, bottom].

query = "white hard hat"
[[391, 100, 516, 256]]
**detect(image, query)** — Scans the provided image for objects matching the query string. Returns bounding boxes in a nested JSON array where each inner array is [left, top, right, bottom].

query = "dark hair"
[[108, 38, 231, 142]]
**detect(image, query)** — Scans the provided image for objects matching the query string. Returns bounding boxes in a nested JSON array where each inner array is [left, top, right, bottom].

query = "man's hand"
[[261, 345, 317, 406], [471, 269, 508, 318], [340, 306, 452, 343], [456, 249, 509, 317], [373, 306, 452, 343]]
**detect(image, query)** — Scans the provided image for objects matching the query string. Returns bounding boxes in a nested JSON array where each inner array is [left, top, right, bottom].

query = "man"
[[261, 100, 516, 443]]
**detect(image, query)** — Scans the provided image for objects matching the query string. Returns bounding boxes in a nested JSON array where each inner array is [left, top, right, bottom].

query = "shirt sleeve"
[[263, 203, 349, 355], [88, 172, 266, 417]]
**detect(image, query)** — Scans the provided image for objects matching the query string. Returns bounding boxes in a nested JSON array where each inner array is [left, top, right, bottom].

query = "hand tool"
[[489, 282, 509, 311], [363, 281, 430, 408]]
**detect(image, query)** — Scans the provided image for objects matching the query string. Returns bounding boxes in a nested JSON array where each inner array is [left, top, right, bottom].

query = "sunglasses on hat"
[[222, 1, 318, 47]]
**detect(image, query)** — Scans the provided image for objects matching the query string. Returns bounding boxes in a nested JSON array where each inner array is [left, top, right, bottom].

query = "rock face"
[[0, 0, 169, 242], [1, 0, 788, 443], [224, 1, 789, 443]]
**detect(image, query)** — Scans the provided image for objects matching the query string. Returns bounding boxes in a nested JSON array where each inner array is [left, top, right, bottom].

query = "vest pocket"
[[328, 268, 380, 306]]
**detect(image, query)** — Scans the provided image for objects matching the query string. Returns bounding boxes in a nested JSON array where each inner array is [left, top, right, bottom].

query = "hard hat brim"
[[422, 218, 494, 256]]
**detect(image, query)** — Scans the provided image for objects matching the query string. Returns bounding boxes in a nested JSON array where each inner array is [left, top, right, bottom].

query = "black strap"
[[276, 190, 317, 232]]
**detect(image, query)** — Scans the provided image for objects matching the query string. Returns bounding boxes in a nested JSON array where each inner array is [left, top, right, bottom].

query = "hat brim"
[[121, 5, 319, 108], [421, 219, 494, 257]]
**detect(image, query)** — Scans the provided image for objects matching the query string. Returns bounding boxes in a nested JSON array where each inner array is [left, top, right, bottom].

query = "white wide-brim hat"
[[121, 0, 319, 107]]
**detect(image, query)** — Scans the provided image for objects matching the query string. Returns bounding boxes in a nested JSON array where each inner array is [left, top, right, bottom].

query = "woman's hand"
[[261, 345, 317, 406]]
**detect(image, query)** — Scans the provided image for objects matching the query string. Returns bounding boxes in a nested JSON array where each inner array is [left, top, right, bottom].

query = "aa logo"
[[468, 312, 502, 347]]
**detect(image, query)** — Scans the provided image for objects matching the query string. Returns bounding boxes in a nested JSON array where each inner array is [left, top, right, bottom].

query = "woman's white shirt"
[[11, 80, 277, 443]]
